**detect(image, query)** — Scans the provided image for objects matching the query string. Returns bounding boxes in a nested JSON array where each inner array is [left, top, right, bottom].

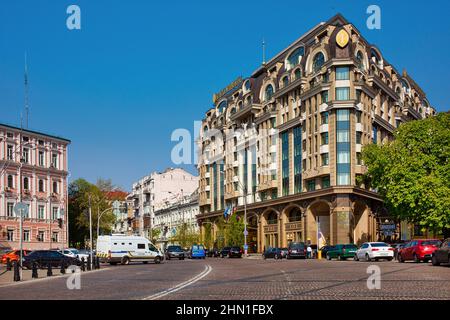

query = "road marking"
[[143, 264, 212, 300]]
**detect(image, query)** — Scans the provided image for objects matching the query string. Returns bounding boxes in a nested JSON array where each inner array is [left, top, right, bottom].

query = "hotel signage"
[[213, 76, 243, 104]]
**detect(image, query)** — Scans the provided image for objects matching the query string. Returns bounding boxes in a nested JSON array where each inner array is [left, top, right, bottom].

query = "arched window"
[[23, 177, 29, 190], [245, 95, 252, 106], [313, 52, 325, 73], [287, 47, 304, 69], [267, 211, 277, 225], [7, 175, 13, 188], [371, 48, 381, 64], [294, 68, 302, 80], [265, 84, 274, 102], [203, 126, 208, 133], [244, 79, 251, 91], [288, 208, 302, 222], [356, 51, 364, 70], [218, 101, 227, 114], [230, 107, 236, 115], [282, 76, 289, 88]]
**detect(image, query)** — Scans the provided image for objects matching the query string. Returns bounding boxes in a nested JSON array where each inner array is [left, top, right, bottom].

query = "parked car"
[[207, 248, 220, 257], [220, 247, 231, 258], [287, 242, 306, 259], [23, 250, 79, 269], [432, 238, 450, 266], [392, 243, 406, 261], [319, 245, 333, 259], [1, 250, 31, 264], [227, 247, 242, 258], [190, 245, 206, 259], [326, 244, 358, 261], [165, 245, 185, 260], [354, 242, 394, 262], [280, 248, 289, 259], [398, 239, 441, 263], [58, 248, 89, 262], [263, 247, 283, 260]]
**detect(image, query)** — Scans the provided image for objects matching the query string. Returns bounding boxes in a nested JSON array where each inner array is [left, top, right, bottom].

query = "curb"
[[0, 267, 111, 288]]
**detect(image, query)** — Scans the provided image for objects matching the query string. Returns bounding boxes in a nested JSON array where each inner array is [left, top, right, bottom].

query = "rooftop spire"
[[24, 52, 29, 129]]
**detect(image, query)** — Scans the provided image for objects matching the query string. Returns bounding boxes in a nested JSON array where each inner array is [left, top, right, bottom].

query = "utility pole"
[[88, 194, 93, 270]]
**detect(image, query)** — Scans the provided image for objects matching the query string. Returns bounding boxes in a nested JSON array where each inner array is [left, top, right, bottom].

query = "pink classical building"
[[0, 123, 70, 251]]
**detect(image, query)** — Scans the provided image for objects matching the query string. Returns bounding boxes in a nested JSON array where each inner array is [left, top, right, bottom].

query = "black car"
[[287, 242, 306, 259], [165, 245, 185, 260], [263, 247, 283, 260], [207, 248, 220, 257], [23, 250, 79, 269], [319, 245, 334, 259], [228, 247, 242, 258], [432, 238, 450, 266], [220, 247, 231, 258]]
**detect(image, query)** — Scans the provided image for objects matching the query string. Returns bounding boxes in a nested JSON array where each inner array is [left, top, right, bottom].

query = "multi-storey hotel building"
[[196, 14, 436, 252], [0, 123, 70, 251]]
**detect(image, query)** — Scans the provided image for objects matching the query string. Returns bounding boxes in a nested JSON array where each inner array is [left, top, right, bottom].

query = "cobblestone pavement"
[[0, 258, 449, 300]]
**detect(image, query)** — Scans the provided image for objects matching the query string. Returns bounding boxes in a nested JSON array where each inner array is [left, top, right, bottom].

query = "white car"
[[354, 242, 394, 262], [60, 248, 90, 262]]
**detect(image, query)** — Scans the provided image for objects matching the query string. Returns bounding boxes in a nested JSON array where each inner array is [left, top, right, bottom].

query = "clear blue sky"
[[1, 0, 449, 191]]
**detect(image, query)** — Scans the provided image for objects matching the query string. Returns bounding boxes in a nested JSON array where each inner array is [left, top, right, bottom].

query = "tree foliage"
[[361, 113, 450, 234], [170, 223, 200, 248]]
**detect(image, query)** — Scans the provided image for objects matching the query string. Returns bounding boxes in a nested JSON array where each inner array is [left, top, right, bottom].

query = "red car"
[[398, 239, 441, 263], [1, 250, 31, 264]]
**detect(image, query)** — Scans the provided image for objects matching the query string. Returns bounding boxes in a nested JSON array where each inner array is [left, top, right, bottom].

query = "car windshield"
[[343, 245, 357, 249], [290, 243, 305, 249], [192, 246, 204, 251], [168, 246, 182, 252], [231, 247, 240, 250], [69, 249, 79, 254], [371, 243, 389, 247], [421, 240, 441, 246]]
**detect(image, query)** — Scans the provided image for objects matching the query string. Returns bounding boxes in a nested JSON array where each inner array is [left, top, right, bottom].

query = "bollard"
[[80, 257, 85, 272], [60, 260, 66, 274], [96, 256, 100, 269], [32, 262, 39, 279], [13, 261, 20, 282], [318, 250, 322, 260], [47, 263, 53, 277], [87, 256, 91, 271], [6, 258, 12, 271]]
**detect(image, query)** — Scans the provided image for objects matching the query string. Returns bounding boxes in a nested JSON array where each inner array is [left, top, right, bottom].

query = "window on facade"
[[38, 180, 44, 192], [321, 91, 329, 104], [313, 52, 325, 73], [322, 176, 330, 188], [38, 231, 45, 242], [7, 229, 14, 241], [7, 145, 14, 160], [356, 110, 362, 123], [356, 51, 364, 70], [336, 109, 351, 185], [336, 66, 350, 80], [265, 84, 274, 102], [294, 68, 302, 80], [356, 90, 362, 103], [51, 153, 58, 168], [287, 47, 304, 69], [336, 87, 350, 101], [7, 175, 13, 188], [38, 205, 45, 220], [321, 153, 329, 166], [356, 132, 362, 144], [321, 132, 329, 145], [321, 112, 329, 124], [7, 203, 14, 217], [282, 76, 289, 88], [294, 126, 302, 193], [52, 207, 59, 220], [23, 230, 30, 242], [39, 151, 44, 166], [218, 101, 227, 114], [307, 180, 315, 192], [53, 181, 58, 194], [22, 148, 29, 163], [281, 131, 289, 196], [52, 232, 59, 242], [357, 152, 363, 165], [23, 177, 29, 191]]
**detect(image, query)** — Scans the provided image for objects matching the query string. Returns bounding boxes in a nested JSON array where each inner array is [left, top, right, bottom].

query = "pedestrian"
[[307, 245, 312, 259]]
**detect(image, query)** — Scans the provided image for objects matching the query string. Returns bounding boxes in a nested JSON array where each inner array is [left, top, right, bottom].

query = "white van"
[[96, 234, 163, 265]]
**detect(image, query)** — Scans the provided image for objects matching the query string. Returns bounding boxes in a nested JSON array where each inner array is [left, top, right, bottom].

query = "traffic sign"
[[14, 202, 28, 217], [243, 244, 248, 251]]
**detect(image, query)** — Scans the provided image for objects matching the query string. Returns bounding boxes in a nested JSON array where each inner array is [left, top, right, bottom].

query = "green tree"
[[225, 215, 245, 247], [361, 113, 450, 236], [170, 223, 200, 248], [68, 178, 117, 248]]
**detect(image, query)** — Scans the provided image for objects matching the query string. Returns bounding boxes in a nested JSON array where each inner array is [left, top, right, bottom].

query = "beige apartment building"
[[196, 14, 436, 252]]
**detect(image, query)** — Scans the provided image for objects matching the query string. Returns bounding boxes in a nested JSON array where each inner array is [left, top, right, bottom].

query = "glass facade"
[[372, 125, 378, 144], [213, 162, 218, 211], [220, 162, 224, 210], [293, 126, 302, 193], [336, 109, 351, 185], [336, 87, 350, 100], [282, 131, 289, 196]]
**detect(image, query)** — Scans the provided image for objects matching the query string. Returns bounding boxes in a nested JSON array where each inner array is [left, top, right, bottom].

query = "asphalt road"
[[1, 257, 449, 300]]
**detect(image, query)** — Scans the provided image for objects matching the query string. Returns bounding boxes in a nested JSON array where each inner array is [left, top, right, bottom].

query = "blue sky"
[[1, 0, 449, 191]]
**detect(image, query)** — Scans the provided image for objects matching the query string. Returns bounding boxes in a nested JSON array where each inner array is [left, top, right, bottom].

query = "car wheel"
[[326, 254, 331, 260], [143, 261, 148, 264], [263, 255, 266, 260], [154, 256, 161, 264], [398, 254, 404, 263], [413, 254, 420, 263], [338, 255, 343, 261], [354, 254, 359, 261], [431, 255, 440, 266], [387, 257, 393, 262], [109, 262, 118, 266], [365, 254, 371, 262], [121, 256, 130, 265], [167, 256, 171, 260], [274, 254, 279, 260]]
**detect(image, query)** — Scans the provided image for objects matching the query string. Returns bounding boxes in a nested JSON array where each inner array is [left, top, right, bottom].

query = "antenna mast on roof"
[[24, 52, 29, 129], [262, 38, 266, 65]]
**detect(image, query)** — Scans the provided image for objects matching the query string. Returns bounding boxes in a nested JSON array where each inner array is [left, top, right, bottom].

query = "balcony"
[[230, 102, 262, 121], [285, 221, 302, 231], [319, 124, 328, 133], [264, 224, 278, 233], [319, 144, 329, 154]]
